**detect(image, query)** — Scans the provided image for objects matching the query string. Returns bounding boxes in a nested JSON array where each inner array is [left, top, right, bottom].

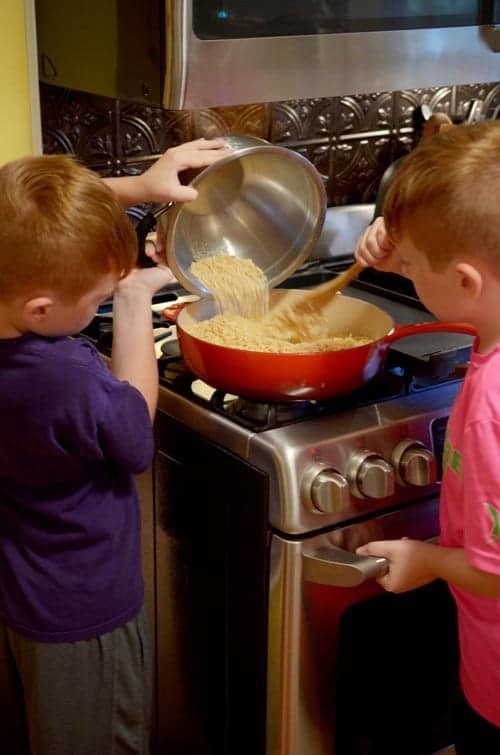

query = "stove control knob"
[[392, 439, 437, 486], [347, 450, 395, 499], [302, 465, 350, 514]]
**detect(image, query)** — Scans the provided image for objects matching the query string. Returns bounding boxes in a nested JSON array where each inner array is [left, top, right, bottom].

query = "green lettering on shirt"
[[451, 450, 462, 476], [442, 438, 451, 468], [442, 432, 463, 478], [484, 502, 500, 541]]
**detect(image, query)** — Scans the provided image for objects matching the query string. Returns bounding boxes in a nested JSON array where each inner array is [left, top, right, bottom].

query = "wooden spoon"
[[267, 261, 363, 335]]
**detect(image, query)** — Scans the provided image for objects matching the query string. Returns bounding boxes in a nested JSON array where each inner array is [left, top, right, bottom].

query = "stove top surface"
[[156, 348, 465, 432]]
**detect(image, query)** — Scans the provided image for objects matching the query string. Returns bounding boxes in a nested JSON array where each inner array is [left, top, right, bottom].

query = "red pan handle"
[[383, 321, 477, 346], [162, 302, 191, 323]]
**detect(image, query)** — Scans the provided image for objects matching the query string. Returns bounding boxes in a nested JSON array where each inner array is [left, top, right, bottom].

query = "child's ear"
[[23, 296, 55, 324], [454, 262, 482, 300]]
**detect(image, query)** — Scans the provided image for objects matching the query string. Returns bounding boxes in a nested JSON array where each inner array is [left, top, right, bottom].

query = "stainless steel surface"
[[302, 464, 350, 515], [267, 497, 441, 755], [36, 2, 500, 108], [346, 448, 396, 499], [302, 545, 389, 587], [156, 376, 253, 459], [392, 438, 438, 487], [152, 449, 208, 752], [172, 25, 500, 109], [149, 365, 460, 754], [249, 382, 460, 533], [162, 135, 327, 295], [156, 377, 459, 533], [465, 97, 485, 122], [310, 205, 374, 261]]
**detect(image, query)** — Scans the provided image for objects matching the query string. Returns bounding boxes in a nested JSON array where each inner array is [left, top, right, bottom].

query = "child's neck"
[[0, 309, 25, 339], [463, 278, 500, 354], [471, 303, 500, 354], [0, 325, 24, 339], [475, 325, 500, 354]]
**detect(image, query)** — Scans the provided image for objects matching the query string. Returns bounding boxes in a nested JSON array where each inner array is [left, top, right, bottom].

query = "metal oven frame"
[[140, 387, 460, 755]]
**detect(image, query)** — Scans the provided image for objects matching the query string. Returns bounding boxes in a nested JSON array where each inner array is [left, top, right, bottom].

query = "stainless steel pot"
[[136, 135, 327, 293]]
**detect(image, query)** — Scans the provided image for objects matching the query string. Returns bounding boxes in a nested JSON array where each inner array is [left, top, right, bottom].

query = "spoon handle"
[[290, 260, 364, 315]]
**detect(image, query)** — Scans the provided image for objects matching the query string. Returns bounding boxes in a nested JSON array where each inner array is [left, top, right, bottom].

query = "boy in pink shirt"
[[355, 120, 500, 754]]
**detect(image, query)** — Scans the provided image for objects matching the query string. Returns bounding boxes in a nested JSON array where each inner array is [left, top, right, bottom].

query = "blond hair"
[[0, 154, 137, 302], [384, 121, 500, 274]]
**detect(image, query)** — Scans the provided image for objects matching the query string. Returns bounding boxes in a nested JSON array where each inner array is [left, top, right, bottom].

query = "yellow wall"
[[0, 0, 40, 164]]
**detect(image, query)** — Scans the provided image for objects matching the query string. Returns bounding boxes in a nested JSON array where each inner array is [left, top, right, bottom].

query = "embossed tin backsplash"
[[40, 81, 500, 208]]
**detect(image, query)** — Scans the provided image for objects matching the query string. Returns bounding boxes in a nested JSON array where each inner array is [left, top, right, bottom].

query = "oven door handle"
[[302, 545, 389, 587]]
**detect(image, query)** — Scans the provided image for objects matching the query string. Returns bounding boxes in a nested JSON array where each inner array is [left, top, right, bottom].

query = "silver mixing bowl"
[[161, 135, 327, 295]]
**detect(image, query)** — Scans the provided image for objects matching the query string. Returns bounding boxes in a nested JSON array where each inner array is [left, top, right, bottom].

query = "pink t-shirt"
[[440, 345, 500, 727]]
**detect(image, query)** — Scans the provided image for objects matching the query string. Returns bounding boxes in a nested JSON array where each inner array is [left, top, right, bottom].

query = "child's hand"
[[135, 137, 231, 204], [143, 223, 167, 266], [354, 217, 401, 274], [116, 265, 175, 299], [356, 538, 436, 592]]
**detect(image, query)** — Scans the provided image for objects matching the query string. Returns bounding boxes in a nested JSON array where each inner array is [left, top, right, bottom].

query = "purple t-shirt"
[[0, 333, 154, 642]]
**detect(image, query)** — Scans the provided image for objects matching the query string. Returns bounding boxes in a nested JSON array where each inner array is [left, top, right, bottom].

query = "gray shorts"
[[0, 607, 151, 755]]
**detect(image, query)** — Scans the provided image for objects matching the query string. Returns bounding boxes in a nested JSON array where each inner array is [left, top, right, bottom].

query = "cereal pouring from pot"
[[187, 255, 372, 354]]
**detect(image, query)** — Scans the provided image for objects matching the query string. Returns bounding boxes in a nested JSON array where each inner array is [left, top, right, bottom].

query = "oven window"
[[335, 579, 459, 755], [193, 1, 492, 40]]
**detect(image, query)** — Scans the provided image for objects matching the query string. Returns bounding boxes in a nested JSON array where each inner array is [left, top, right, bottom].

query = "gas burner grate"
[[214, 393, 320, 429], [155, 344, 471, 431]]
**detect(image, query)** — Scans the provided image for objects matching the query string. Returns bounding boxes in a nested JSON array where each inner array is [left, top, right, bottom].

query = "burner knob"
[[302, 465, 350, 514], [392, 439, 437, 486], [347, 450, 395, 499]]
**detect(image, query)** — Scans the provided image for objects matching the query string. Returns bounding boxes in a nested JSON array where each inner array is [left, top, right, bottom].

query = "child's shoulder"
[[12, 334, 115, 395], [463, 346, 500, 420], [469, 346, 500, 383], [24, 334, 106, 375], [53, 335, 109, 373]]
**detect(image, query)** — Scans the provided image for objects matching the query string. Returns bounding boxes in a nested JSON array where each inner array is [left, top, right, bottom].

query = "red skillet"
[[175, 291, 476, 401]]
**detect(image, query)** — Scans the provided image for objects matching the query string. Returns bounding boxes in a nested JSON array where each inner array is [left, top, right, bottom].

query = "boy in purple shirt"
[[0, 145, 225, 755]]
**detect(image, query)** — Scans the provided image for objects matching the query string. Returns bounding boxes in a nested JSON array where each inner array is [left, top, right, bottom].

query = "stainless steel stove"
[[150, 354, 463, 755], [86, 206, 470, 755]]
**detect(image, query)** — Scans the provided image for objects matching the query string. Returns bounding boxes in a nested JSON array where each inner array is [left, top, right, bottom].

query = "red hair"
[[0, 154, 137, 301], [384, 121, 500, 273]]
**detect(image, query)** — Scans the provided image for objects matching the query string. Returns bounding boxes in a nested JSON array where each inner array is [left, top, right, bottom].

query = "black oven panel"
[[194, 0, 492, 39]]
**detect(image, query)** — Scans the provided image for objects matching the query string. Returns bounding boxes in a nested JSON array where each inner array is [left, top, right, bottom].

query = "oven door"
[[267, 498, 459, 755]]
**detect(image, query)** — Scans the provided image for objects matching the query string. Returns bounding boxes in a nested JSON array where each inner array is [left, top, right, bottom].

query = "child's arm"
[[111, 266, 173, 420], [356, 538, 500, 598], [103, 137, 229, 207], [354, 216, 405, 276]]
